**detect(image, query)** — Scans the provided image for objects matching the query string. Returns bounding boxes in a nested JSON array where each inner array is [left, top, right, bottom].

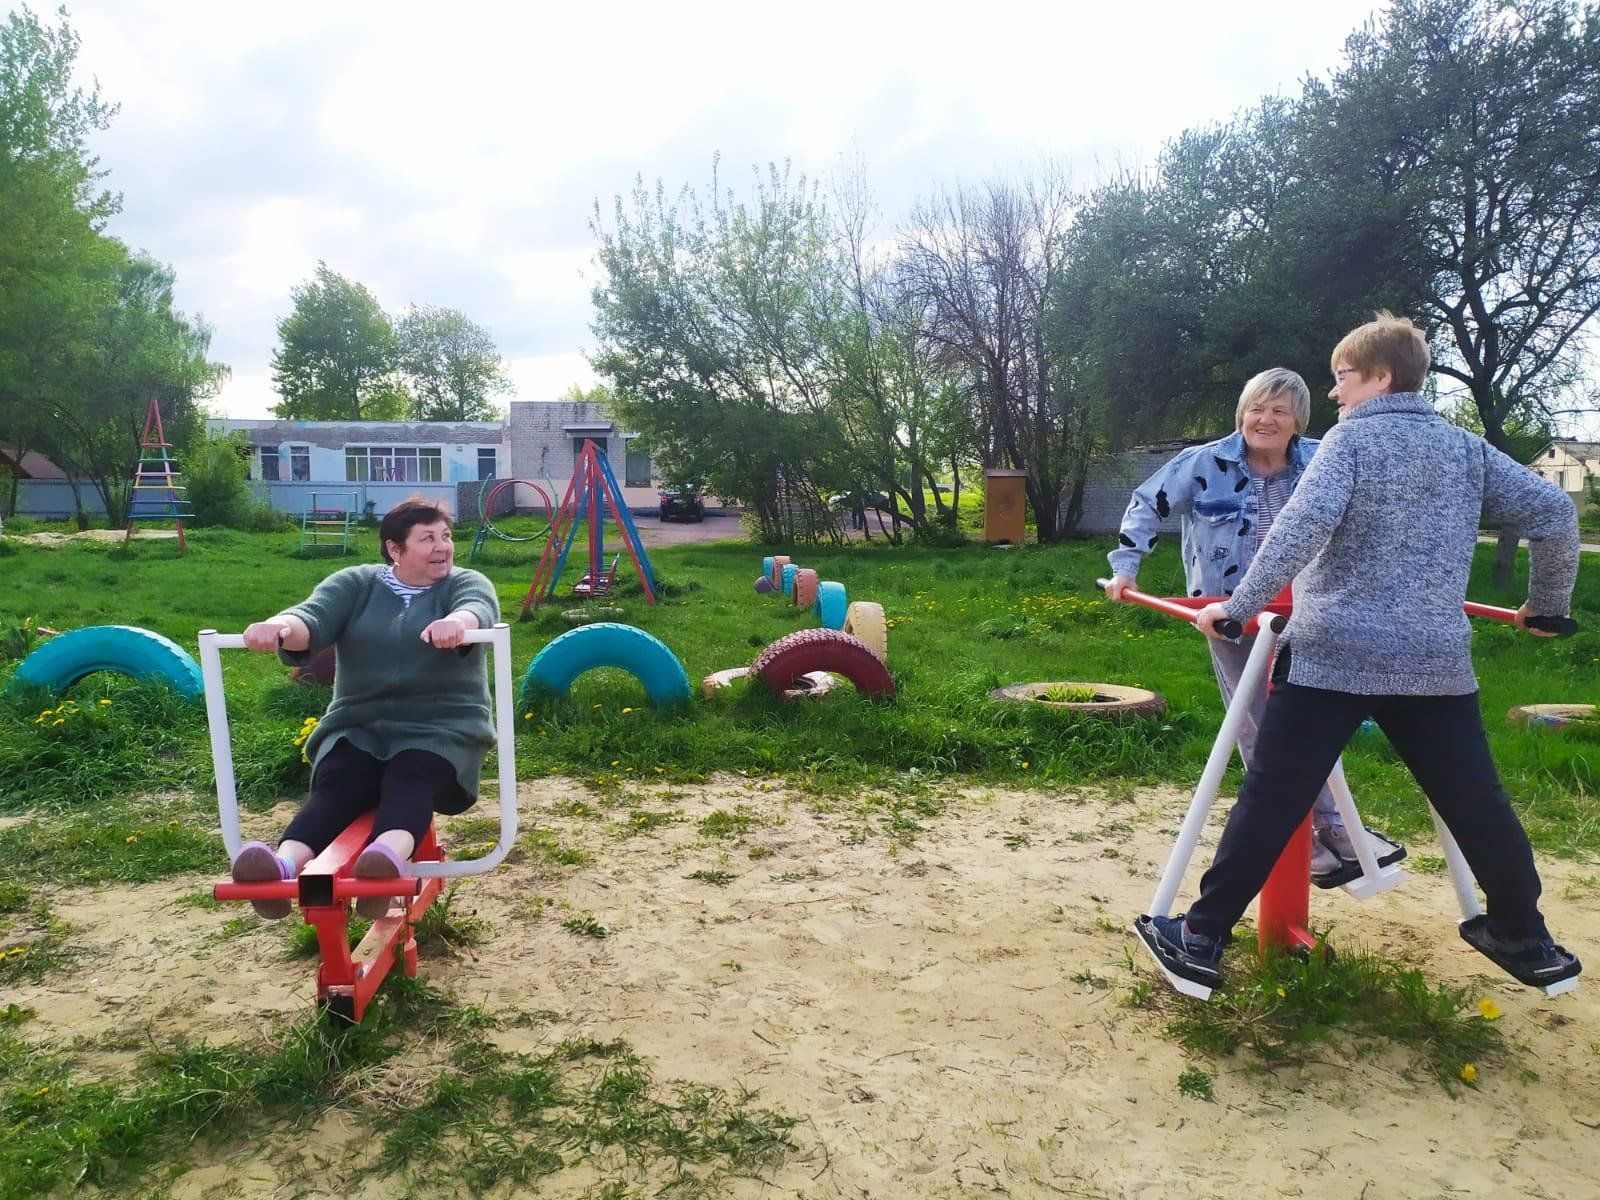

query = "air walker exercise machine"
[[200, 624, 518, 1023], [1099, 583, 1581, 1003]]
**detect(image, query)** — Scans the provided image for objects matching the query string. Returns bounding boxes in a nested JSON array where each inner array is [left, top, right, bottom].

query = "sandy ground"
[[12, 528, 180, 543], [10, 777, 1600, 1199]]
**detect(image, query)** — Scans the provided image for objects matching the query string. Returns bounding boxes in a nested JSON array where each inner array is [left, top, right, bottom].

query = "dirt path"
[[11, 779, 1600, 1198]]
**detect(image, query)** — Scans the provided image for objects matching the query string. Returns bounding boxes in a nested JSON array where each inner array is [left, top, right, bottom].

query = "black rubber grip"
[[1216, 618, 1244, 641], [1526, 614, 1579, 637]]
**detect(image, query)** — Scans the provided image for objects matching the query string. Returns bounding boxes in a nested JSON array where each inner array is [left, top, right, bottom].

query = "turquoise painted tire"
[[6, 625, 203, 700], [813, 581, 847, 629], [761, 556, 775, 580], [519, 622, 691, 708], [780, 563, 799, 599]]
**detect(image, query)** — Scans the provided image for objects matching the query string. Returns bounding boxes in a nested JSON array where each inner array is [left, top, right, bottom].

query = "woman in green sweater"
[[230, 497, 500, 919]]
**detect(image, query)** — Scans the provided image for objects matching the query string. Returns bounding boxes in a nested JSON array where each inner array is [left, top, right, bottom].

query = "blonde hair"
[[1235, 368, 1311, 434], [1331, 311, 1430, 393]]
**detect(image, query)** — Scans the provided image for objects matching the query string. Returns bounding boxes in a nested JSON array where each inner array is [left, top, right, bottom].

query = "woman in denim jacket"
[[1103, 368, 1404, 884]]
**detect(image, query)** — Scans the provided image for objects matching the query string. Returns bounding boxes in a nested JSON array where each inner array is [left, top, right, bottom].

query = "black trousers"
[[283, 739, 474, 853], [1185, 680, 1548, 943]]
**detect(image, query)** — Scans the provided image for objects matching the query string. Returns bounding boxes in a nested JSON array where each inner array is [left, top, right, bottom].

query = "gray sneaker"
[[1309, 837, 1341, 877], [1312, 824, 1408, 889]]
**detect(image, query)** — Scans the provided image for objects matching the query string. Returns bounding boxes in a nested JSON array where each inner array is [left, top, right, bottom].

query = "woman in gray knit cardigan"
[[1139, 313, 1582, 993], [229, 498, 500, 920]]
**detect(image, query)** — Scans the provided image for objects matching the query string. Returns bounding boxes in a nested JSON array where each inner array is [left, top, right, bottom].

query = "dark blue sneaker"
[[1136, 913, 1225, 989], [1458, 915, 1581, 990]]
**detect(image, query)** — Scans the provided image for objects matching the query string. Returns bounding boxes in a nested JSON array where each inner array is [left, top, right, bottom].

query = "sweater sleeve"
[[279, 567, 368, 660], [1480, 443, 1579, 618], [1106, 444, 1206, 581], [444, 568, 500, 630], [1222, 429, 1357, 621]]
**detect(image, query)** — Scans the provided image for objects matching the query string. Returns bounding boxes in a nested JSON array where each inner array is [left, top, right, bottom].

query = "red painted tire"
[[769, 555, 791, 587], [751, 628, 895, 699], [793, 568, 820, 608]]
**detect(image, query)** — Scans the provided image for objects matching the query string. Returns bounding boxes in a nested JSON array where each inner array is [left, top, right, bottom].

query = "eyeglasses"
[[1333, 368, 1361, 383]]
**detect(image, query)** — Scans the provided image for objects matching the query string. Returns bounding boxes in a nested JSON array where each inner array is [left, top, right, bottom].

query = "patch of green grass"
[[687, 869, 736, 888], [1175, 1065, 1214, 1100], [698, 808, 754, 839], [561, 914, 609, 940], [0, 806, 218, 885], [520, 827, 592, 868], [1160, 936, 1508, 1091], [1042, 684, 1099, 703], [413, 889, 493, 957], [0, 979, 796, 1198], [0, 900, 77, 984]]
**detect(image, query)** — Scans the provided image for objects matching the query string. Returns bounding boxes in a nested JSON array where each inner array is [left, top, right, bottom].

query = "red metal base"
[[1258, 814, 1318, 956], [213, 814, 444, 1022]]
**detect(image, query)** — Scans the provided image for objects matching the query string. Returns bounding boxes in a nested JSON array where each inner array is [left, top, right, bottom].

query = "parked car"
[[658, 482, 706, 522]]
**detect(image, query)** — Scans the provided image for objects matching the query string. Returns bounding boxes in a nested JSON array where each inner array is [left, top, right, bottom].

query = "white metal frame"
[[198, 623, 518, 879]]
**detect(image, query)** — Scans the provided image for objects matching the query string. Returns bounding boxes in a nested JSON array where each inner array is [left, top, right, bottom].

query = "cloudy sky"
[[50, 0, 1387, 419]]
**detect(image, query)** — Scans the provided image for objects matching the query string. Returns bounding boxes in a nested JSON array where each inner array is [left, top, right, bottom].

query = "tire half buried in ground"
[[751, 628, 895, 698], [988, 681, 1165, 721]]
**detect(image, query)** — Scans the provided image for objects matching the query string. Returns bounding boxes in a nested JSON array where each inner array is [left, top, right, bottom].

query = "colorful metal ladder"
[[124, 398, 190, 552]]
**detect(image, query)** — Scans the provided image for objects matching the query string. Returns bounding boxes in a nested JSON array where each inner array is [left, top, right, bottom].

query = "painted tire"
[[780, 563, 799, 599], [701, 665, 836, 700], [751, 628, 895, 699], [813, 581, 848, 629], [7, 624, 204, 700], [1506, 703, 1596, 730], [793, 568, 820, 609], [519, 622, 691, 708], [761, 556, 775, 580], [769, 555, 791, 587], [842, 601, 888, 662], [988, 681, 1166, 721], [754, 576, 775, 594]]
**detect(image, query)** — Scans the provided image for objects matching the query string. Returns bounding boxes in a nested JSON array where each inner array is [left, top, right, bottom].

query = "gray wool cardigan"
[[1220, 392, 1578, 696], [279, 564, 501, 793]]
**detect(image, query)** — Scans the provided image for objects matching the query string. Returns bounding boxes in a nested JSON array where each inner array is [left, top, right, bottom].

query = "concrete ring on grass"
[[6, 624, 204, 700], [1506, 703, 1596, 730], [519, 622, 691, 709], [701, 665, 837, 701], [751, 628, 894, 699], [989, 681, 1166, 721]]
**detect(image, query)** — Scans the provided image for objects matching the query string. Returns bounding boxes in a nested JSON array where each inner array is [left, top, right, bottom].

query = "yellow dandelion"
[[523, 712, 533, 720], [1478, 998, 1502, 1021], [1021, 761, 1030, 769], [1459, 1063, 1477, 1084], [610, 759, 620, 767], [52, 718, 64, 726], [1276, 986, 1286, 998], [124, 834, 139, 845], [98, 699, 112, 707], [621, 707, 634, 715]]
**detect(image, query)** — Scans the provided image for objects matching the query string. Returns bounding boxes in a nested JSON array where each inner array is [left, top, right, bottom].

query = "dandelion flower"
[[1477, 998, 1502, 1021], [621, 707, 634, 714], [98, 699, 112, 707], [1459, 1063, 1478, 1084], [124, 834, 139, 844], [1276, 986, 1286, 998]]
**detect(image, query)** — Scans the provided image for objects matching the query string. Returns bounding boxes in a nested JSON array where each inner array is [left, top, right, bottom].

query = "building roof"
[[0, 446, 68, 479]]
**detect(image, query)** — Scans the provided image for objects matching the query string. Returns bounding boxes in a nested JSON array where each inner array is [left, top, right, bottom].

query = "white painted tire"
[[842, 601, 888, 662]]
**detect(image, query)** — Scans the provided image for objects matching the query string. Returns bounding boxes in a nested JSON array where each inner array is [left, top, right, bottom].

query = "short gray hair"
[[1235, 368, 1311, 434]]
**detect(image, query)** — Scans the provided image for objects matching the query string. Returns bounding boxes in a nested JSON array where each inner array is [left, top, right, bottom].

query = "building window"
[[345, 446, 442, 483], [625, 440, 652, 487], [477, 448, 497, 480], [289, 445, 310, 482], [574, 436, 608, 460], [260, 446, 280, 482]]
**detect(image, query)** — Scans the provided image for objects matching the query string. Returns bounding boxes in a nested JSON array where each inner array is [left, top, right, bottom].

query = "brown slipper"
[[232, 841, 292, 920]]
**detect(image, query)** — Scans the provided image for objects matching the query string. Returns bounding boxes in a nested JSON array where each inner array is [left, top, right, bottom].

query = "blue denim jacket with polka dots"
[[1107, 431, 1319, 599]]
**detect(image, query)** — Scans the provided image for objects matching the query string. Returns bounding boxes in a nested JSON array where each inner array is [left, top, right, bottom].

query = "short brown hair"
[[1330, 311, 1430, 393], [379, 497, 453, 564]]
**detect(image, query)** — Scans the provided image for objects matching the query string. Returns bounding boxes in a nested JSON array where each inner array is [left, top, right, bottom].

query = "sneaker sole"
[[1133, 915, 1219, 999], [1458, 914, 1582, 993], [1311, 830, 1408, 890], [353, 846, 404, 920]]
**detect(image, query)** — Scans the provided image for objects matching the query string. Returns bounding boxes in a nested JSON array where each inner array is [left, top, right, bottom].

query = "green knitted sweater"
[[279, 564, 500, 794]]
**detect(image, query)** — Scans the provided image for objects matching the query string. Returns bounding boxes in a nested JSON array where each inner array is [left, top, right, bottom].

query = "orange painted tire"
[[842, 601, 888, 662], [751, 628, 894, 699], [793, 568, 820, 608], [769, 555, 791, 587]]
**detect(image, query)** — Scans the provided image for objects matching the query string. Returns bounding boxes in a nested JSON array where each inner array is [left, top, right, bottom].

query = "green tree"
[[1309, 0, 1600, 582], [0, 4, 121, 513], [396, 304, 512, 421], [591, 163, 840, 544], [270, 263, 402, 420]]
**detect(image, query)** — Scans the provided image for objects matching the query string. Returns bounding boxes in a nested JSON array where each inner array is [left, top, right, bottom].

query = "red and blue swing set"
[[198, 624, 518, 1023]]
